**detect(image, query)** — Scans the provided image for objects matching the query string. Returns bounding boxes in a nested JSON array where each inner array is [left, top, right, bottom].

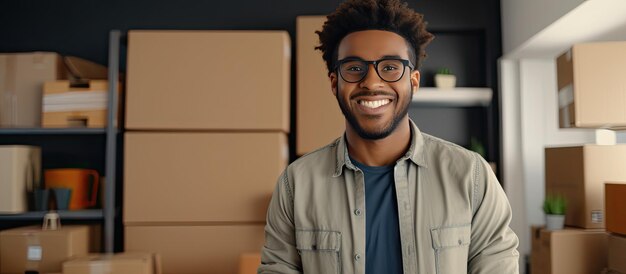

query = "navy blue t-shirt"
[[351, 157, 404, 274]]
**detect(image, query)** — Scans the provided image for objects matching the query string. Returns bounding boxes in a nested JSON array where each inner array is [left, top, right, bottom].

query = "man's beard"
[[336, 83, 412, 140]]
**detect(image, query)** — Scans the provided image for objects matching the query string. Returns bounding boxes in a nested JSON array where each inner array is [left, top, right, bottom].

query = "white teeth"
[[359, 99, 391, 109]]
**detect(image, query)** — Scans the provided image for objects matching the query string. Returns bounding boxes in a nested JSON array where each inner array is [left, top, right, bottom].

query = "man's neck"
[[345, 116, 411, 167]]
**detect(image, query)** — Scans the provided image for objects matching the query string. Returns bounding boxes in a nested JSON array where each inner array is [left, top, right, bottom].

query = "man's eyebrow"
[[381, 55, 403, 59], [340, 55, 405, 60]]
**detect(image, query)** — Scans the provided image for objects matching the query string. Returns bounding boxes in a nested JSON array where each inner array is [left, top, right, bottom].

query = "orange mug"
[[44, 168, 99, 210]]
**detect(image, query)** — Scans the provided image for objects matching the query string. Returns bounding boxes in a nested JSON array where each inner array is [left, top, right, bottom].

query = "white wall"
[[500, 0, 585, 53]]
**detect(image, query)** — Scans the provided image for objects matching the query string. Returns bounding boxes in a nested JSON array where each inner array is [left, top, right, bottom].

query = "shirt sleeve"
[[258, 171, 303, 274], [468, 154, 520, 274]]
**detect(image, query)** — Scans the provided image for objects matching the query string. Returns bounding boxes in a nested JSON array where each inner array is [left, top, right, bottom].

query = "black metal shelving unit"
[[0, 30, 122, 253]]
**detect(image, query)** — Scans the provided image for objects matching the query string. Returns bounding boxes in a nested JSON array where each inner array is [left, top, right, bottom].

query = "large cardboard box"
[[608, 233, 626, 274], [296, 16, 343, 155], [0, 226, 91, 274], [530, 226, 607, 274], [556, 42, 626, 129], [125, 225, 264, 274], [0, 145, 41, 213], [545, 145, 626, 228], [125, 30, 290, 132], [124, 132, 287, 224], [0, 53, 107, 127], [63, 253, 161, 274], [606, 183, 626, 235]]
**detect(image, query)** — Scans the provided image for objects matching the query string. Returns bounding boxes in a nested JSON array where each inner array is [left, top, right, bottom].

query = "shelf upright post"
[[105, 29, 121, 253]]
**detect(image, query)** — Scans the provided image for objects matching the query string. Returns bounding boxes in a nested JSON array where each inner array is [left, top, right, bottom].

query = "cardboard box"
[[296, 16, 344, 155], [0, 53, 107, 127], [608, 233, 626, 274], [42, 80, 121, 128], [124, 132, 286, 224], [0, 145, 41, 213], [530, 226, 607, 274], [125, 225, 264, 274], [545, 145, 626, 228], [556, 42, 626, 129], [606, 183, 626, 235], [125, 30, 290, 132], [63, 253, 161, 274], [0, 226, 91, 274]]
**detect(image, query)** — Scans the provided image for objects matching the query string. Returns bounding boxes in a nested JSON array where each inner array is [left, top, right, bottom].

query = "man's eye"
[[382, 66, 398, 71], [346, 66, 364, 72]]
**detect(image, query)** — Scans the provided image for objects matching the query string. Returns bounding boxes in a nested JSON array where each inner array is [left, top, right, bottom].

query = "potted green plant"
[[543, 195, 566, 230], [435, 68, 456, 89]]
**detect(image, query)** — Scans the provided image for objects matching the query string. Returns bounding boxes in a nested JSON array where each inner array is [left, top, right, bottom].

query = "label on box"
[[592, 210, 603, 223], [27, 245, 42, 261]]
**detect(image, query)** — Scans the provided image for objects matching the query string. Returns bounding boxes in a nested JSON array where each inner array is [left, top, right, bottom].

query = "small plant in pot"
[[543, 195, 566, 230], [435, 68, 456, 89]]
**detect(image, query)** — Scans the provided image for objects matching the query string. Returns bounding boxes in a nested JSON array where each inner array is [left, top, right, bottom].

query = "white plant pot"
[[435, 74, 456, 89], [545, 214, 565, 230]]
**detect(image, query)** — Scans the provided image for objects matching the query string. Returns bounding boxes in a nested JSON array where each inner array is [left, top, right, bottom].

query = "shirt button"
[[354, 253, 361, 261], [354, 209, 362, 216]]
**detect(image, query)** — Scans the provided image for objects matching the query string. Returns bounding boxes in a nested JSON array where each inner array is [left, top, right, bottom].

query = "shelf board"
[[412, 87, 493, 107], [0, 128, 109, 135], [0, 209, 104, 221]]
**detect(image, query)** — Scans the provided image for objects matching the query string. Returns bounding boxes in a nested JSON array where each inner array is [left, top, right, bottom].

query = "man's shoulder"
[[421, 132, 478, 164]]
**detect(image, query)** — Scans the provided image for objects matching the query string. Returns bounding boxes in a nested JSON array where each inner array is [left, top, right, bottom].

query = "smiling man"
[[258, 0, 519, 273]]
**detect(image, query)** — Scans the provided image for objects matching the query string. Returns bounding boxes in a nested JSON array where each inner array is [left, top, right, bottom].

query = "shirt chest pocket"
[[296, 230, 341, 274], [431, 225, 471, 274]]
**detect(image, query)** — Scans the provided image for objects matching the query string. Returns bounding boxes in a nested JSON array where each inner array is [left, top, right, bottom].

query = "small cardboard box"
[[545, 145, 626, 228], [0, 52, 107, 127], [0, 226, 91, 274], [42, 80, 121, 128], [296, 16, 344, 155], [608, 233, 626, 274], [530, 226, 607, 274], [125, 225, 264, 274], [0, 145, 41, 213], [556, 42, 626, 129], [606, 183, 626, 236], [124, 132, 286, 224], [62, 253, 161, 274], [125, 30, 290, 132]]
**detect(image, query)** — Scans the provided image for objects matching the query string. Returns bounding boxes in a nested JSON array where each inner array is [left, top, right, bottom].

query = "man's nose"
[[359, 64, 385, 90]]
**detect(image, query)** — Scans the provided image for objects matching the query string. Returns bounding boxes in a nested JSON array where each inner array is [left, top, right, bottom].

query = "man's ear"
[[410, 70, 420, 92], [330, 72, 338, 96]]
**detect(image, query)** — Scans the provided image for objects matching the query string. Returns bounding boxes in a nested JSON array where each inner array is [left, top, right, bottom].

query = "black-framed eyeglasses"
[[334, 57, 414, 83]]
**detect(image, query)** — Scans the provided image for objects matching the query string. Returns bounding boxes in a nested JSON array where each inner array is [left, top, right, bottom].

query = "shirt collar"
[[333, 118, 427, 177]]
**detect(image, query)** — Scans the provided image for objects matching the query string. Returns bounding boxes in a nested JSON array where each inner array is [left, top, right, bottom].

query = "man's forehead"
[[337, 30, 410, 59]]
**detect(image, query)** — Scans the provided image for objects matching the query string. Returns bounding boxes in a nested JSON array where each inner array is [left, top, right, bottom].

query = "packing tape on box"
[[25, 232, 42, 271], [89, 260, 112, 274]]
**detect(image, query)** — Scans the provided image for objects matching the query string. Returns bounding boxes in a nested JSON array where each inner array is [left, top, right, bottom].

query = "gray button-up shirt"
[[259, 120, 519, 274]]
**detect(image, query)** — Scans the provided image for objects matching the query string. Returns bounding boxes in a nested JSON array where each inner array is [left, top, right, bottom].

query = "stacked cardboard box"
[[545, 145, 626, 229], [605, 183, 626, 274], [0, 225, 98, 274], [296, 16, 344, 155], [556, 42, 626, 129], [62, 253, 161, 274], [123, 30, 290, 274], [42, 80, 121, 128], [530, 226, 607, 274], [0, 53, 107, 127]]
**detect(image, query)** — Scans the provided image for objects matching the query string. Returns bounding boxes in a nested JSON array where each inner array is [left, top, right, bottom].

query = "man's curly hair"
[[315, 0, 434, 75]]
